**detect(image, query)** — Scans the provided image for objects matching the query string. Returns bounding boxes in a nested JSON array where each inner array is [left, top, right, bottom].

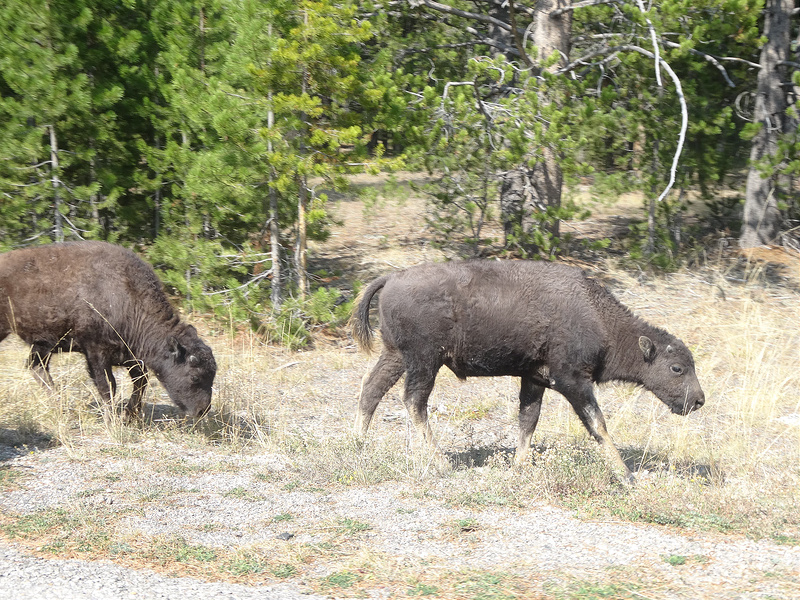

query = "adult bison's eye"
[[670, 364, 684, 375]]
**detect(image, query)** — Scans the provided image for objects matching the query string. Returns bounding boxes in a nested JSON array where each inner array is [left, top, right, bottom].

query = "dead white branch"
[[635, 0, 662, 87], [558, 44, 688, 203]]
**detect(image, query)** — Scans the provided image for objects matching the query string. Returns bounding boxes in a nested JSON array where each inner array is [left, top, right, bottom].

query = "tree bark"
[[529, 0, 572, 242], [48, 125, 63, 242], [295, 175, 308, 299], [740, 0, 792, 248], [267, 87, 282, 309]]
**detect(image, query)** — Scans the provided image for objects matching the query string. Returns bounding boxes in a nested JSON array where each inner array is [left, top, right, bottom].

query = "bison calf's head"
[[157, 328, 217, 418], [638, 335, 705, 415]]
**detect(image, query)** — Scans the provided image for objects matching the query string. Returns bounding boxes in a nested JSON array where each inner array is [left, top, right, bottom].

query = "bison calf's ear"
[[167, 336, 186, 361], [639, 336, 656, 362]]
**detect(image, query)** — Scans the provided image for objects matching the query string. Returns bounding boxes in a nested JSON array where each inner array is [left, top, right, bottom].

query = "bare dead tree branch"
[[635, 0, 662, 87], [419, 0, 512, 32], [558, 44, 687, 203], [552, 0, 619, 17], [660, 40, 735, 87]]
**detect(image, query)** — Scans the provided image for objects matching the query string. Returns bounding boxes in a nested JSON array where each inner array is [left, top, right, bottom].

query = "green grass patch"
[[222, 486, 263, 501], [2, 509, 72, 538], [546, 580, 640, 599], [225, 552, 267, 576], [320, 570, 360, 590], [407, 582, 440, 596], [334, 517, 371, 536], [272, 512, 294, 522], [0, 465, 26, 490], [153, 536, 217, 564], [453, 517, 480, 533], [271, 563, 297, 578], [772, 533, 800, 546], [455, 572, 518, 600]]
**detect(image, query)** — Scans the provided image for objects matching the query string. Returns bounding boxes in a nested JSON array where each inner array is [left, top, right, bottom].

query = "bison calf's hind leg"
[[401, 367, 441, 452], [515, 376, 545, 467], [354, 349, 405, 437]]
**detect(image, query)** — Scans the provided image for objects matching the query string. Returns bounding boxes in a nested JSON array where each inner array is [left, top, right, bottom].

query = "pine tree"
[[0, 0, 95, 245]]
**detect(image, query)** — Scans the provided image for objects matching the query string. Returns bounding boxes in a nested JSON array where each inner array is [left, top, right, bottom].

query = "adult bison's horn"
[[188, 354, 200, 367]]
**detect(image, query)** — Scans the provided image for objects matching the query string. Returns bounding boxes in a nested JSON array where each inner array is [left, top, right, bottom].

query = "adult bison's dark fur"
[[0, 241, 216, 419], [352, 260, 705, 481]]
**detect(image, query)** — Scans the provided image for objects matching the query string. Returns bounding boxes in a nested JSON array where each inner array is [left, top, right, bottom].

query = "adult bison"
[[0, 241, 216, 420], [352, 260, 705, 481]]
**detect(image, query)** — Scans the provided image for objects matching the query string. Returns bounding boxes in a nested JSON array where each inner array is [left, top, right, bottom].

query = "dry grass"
[[1, 256, 798, 553]]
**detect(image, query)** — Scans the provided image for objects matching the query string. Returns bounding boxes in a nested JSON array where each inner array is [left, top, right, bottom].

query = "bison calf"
[[352, 260, 705, 481], [0, 241, 216, 420]]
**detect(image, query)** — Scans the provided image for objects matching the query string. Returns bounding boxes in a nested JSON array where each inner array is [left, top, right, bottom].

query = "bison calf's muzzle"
[[351, 260, 705, 483]]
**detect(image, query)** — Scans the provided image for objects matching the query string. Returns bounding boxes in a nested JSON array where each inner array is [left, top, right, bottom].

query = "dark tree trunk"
[[740, 0, 792, 248]]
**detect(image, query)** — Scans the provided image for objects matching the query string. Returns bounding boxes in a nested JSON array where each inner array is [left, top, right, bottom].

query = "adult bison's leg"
[[354, 348, 405, 436], [514, 376, 545, 467], [559, 380, 634, 483], [401, 366, 440, 450], [27, 343, 55, 389]]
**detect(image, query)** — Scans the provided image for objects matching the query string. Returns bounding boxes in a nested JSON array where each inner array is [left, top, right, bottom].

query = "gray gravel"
[[0, 545, 326, 600], [2, 441, 800, 599]]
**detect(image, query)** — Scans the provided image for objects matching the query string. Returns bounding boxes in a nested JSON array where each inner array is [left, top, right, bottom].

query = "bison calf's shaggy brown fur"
[[352, 260, 705, 482], [0, 241, 216, 420]]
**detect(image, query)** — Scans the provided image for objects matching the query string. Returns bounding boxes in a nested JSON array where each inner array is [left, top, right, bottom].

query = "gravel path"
[[0, 545, 326, 600], [2, 440, 799, 599]]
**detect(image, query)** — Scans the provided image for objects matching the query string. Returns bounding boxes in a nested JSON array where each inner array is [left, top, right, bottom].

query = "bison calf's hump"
[[351, 260, 705, 481], [0, 241, 217, 419]]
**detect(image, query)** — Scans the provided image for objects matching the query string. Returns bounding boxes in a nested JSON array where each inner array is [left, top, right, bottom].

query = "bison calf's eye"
[[670, 365, 684, 375]]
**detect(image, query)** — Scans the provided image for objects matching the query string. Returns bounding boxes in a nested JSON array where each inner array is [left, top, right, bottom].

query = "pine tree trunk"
[[529, 0, 572, 242], [48, 125, 63, 242], [740, 0, 792, 248], [295, 175, 308, 299], [269, 187, 282, 308], [295, 11, 310, 299], [267, 84, 282, 309]]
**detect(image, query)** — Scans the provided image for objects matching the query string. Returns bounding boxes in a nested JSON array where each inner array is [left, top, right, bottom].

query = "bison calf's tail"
[[351, 275, 389, 354]]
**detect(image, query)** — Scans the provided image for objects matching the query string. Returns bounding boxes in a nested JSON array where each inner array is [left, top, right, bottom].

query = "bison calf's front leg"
[[514, 376, 545, 467], [123, 361, 149, 423], [27, 344, 55, 390], [564, 384, 634, 484]]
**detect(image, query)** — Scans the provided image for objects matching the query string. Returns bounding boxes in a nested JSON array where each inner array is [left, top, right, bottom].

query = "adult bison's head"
[[157, 326, 217, 417], [638, 335, 705, 416]]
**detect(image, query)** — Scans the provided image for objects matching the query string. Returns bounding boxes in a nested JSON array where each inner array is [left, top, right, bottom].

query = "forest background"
[[2, 0, 799, 340]]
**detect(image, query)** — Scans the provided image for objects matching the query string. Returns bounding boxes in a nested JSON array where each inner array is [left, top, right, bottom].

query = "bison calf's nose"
[[694, 391, 706, 410]]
